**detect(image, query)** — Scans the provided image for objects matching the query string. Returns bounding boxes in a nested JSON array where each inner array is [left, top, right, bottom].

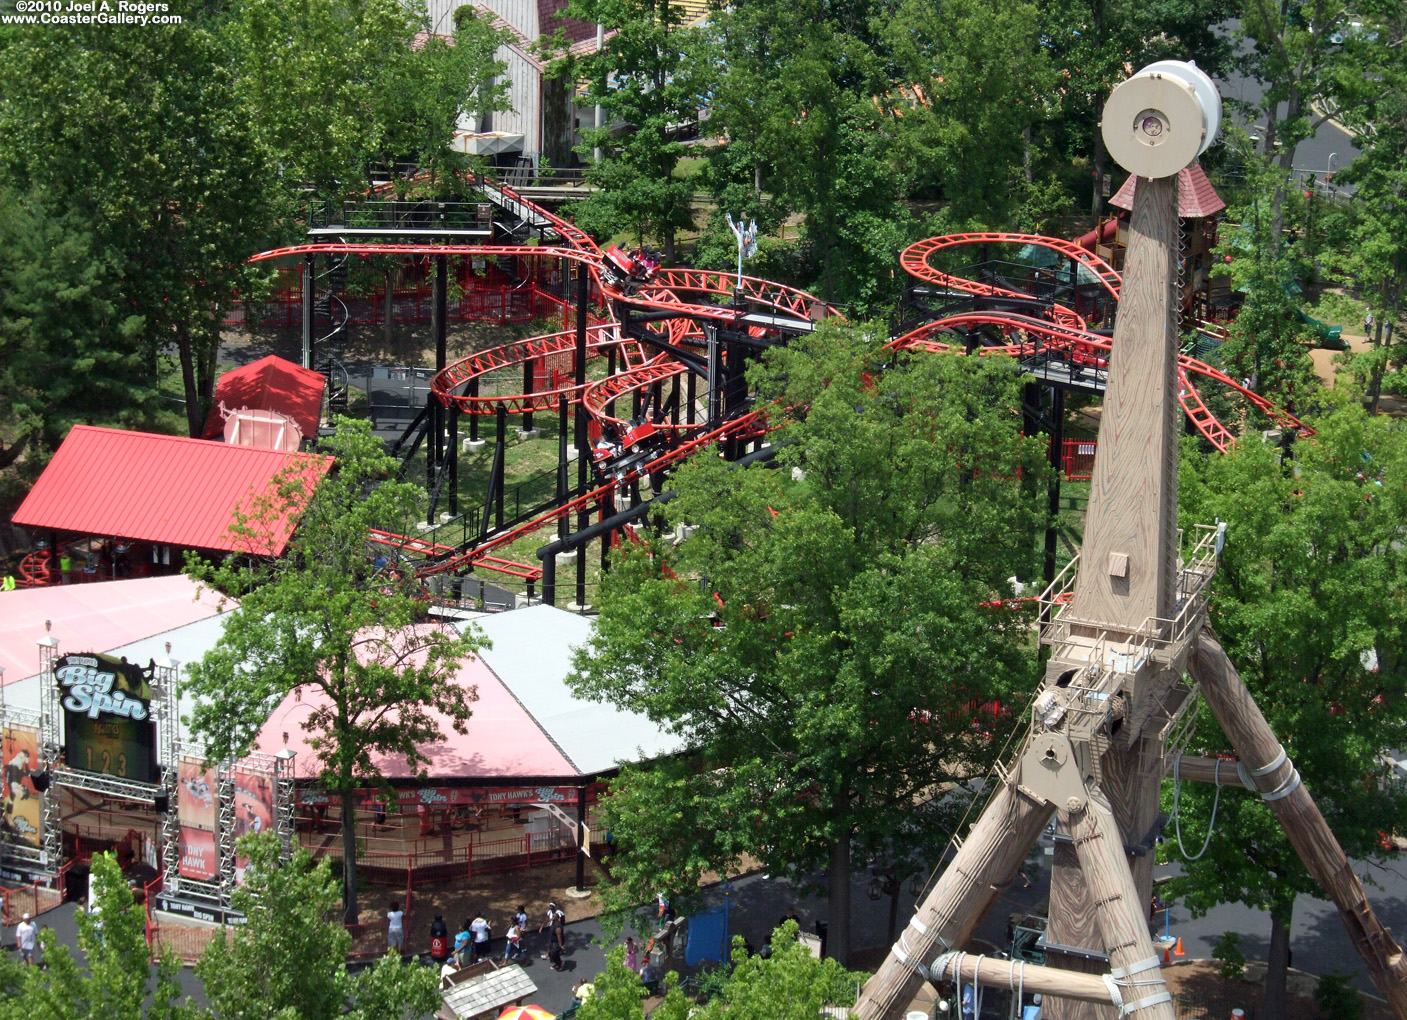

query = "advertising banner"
[[176, 757, 218, 881], [232, 767, 275, 885], [55, 653, 158, 783], [1, 724, 42, 848]]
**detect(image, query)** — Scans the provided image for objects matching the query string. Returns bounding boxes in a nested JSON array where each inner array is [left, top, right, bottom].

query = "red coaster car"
[[601, 246, 661, 292]]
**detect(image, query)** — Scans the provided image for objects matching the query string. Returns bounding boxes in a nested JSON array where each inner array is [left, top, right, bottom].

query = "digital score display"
[[55, 653, 159, 785]]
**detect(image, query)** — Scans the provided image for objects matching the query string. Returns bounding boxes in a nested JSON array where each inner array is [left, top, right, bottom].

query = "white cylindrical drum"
[[1102, 60, 1221, 178]]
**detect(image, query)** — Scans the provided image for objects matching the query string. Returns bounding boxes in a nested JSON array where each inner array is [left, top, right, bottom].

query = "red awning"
[[202, 355, 326, 442], [14, 426, 332, 555]]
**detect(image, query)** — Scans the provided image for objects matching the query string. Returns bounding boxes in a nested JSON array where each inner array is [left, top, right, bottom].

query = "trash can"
[[430, 914, 450, 963]]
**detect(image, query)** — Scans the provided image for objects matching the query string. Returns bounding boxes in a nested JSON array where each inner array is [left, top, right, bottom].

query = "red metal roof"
[[202, 355, 326, 442], [1109, 163, 1226, 218], [14, 426, 332, 555]]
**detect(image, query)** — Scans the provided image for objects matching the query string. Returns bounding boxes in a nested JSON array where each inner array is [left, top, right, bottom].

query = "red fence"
[[1061, 439, 1097, 481], [0, 864, 68, 927], [307, 829, 575, 890]]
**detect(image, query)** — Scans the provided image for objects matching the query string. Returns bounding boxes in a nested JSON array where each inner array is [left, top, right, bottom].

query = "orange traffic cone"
[[1163, 943, 1172, 964], [1173, 937, 1185, 957]]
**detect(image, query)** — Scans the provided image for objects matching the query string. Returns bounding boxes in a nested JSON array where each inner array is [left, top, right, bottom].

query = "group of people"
[[416, 901, 570, 981]]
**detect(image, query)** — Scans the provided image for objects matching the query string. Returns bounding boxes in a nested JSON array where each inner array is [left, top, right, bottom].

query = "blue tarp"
[[685, 907, 726, 966]]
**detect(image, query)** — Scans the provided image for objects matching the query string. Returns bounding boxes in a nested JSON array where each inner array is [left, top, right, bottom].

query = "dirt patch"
[[375, 857, 610, 958], [1161, 959, 1393, 1020]]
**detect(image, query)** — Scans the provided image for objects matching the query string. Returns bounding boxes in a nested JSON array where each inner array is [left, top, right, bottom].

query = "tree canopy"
[[198, 832, 439, 1020], [568, 327, 1049, 960], [1170, 393, 1407, 1015]]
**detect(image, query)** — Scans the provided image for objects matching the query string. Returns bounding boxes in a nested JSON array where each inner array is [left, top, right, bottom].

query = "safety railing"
[[0, 862, 68, 927]]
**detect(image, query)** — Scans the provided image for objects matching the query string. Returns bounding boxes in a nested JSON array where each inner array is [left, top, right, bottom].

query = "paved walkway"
[[8, 844, 1400, 1012]]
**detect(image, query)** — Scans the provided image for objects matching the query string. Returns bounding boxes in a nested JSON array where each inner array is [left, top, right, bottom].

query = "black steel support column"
[[670, 375, 680, 426], [426, 394, 438, 522], [557, 395, 570, 543], [434, 255, 448, 373], [600, 488, 613, 574], [575, 261, 589, 494], [301, 254, 315, 371], [469, 377, 480, 443], [606, 345, 618, 419], [495, 404, 507, 532], [705, 324, 723, 427], [448, 404, 459, 517], [686, 371, 696, 426], [575, 506, 588, 609], [542, 554, 556, 607], [522, 357, 535, 433]]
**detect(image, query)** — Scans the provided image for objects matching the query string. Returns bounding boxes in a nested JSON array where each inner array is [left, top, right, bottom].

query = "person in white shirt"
[[15, 913, 36, 966], [386, 900, 405, 954], [469, 913, 491, 961]]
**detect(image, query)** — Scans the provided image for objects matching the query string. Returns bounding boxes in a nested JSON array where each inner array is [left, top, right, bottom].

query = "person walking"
[[15, 913, 37, 966], [504, 919, 525, 962], [453, 919, 472, 968], [624, 935, 639, 972], [469, 912, 491, 962], [540, 902, 565, 957], [386, 900, 405, 956]]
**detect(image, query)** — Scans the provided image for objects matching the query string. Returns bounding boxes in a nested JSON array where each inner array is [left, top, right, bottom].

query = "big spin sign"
[[54, 653, 159, 784]]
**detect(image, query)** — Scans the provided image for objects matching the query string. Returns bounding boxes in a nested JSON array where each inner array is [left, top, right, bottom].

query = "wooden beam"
[[1066, 174, 1182, 630], [1068, 791, 1176, 1020], [1190, 631, 1407, 1018], [854, 781, 1054, 1020], [927, 952, 1117, 1004], [1165, 754, 1251, 786]]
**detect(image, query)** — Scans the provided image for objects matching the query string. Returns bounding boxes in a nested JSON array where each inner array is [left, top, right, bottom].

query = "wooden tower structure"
[[854, 62, 1407, 1020]]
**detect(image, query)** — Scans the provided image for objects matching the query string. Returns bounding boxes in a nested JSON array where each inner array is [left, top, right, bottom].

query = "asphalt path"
[[7, 842, 1404, 1012]]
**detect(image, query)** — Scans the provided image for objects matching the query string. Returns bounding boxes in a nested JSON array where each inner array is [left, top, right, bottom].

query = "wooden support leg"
[[855, 782, 1053, 1020], [1068, 791, 1175, 1020], [1045, 821, 1113, 1020], [1046, 737, 1164, 1020], [1190, 631, 1407, 1018]]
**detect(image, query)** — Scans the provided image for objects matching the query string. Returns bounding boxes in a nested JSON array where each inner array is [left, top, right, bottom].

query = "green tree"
[[231, 0, 508, 200], [0, 190, 176, 480], [1212, 152, 1319, 411], [553, 0, 705, 259], [569, 328, 1049, 962], [1233, 0, 1400, 238], [884, 0, 1060, 228], [4, 853, 195, 1020], [577, 924, 863, 1020], [0, 20, 278, 438], [183, 419, 485, 923], [1171, 395, 1407, 1017], [1318, 6, 1407, 412], [198, 832, 439, 1020], [702, 0, 912, 311]]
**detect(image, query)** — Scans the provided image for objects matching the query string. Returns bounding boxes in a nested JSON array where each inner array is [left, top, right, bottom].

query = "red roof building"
[[13, 426, 332, 555], [202, 355, 326, 444], [1109, 163, 1226, 218]]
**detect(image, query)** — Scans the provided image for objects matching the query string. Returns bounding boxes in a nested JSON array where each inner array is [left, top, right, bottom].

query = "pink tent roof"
[[0, 575, 227, 684], [253, 643, 574, 780]]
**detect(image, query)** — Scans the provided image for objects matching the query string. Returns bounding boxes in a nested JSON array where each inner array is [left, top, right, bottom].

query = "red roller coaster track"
[[260, 184, 1309, 583]]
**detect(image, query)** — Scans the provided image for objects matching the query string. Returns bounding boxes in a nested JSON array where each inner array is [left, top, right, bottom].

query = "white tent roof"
[[466, 604, 683, 775]]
